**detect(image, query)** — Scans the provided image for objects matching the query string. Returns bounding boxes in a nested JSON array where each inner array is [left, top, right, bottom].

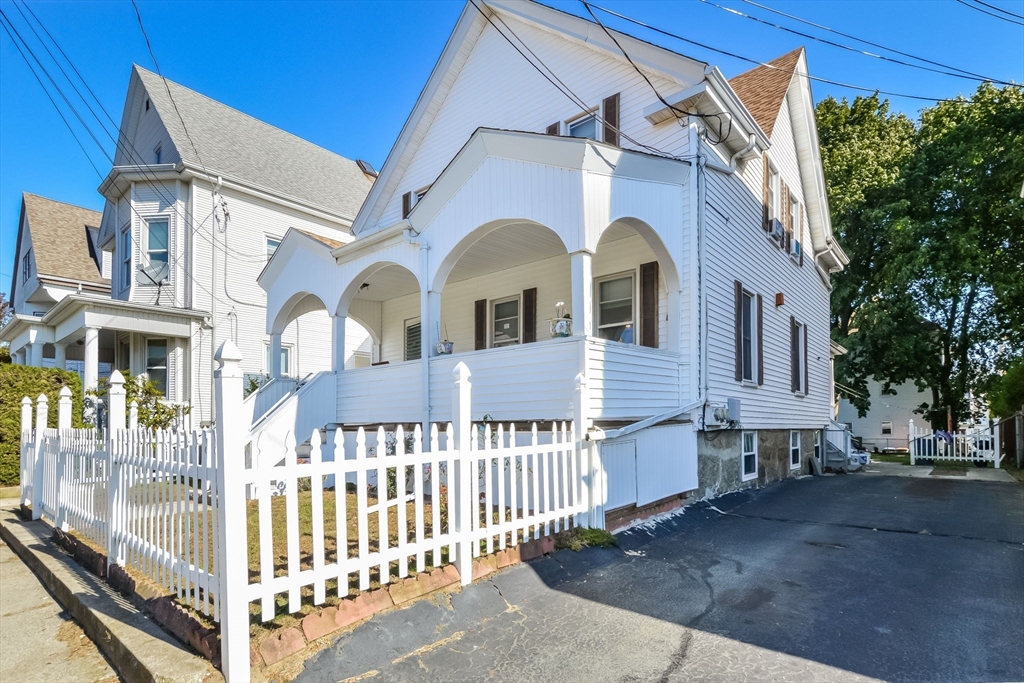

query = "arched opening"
[[339, 262, 422, 365], [593, 218, 680, 350], [267, 290, 371, 376], [434, 220, 569, 355]]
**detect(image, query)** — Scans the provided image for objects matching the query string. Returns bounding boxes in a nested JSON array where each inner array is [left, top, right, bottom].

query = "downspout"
[[210, 176, 222, 425], [404, 228, 431, 438]]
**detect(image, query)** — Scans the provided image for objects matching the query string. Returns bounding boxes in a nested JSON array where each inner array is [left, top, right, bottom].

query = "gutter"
[[588, 399, 705, 442]]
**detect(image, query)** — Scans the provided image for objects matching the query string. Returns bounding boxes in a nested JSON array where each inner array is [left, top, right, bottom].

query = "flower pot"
[[549, 318, 572, 338]]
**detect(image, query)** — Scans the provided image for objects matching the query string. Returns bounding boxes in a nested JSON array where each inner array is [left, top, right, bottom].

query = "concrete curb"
[[0, 509, 221, 683]]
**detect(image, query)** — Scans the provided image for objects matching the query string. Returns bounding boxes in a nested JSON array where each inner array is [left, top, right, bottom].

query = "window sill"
[[741, 380, 758, 388], [741, 471, 758, 482], [792, 391, 805, 398]]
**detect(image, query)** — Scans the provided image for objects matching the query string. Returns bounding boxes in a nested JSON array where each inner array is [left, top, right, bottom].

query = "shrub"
[[0, 364, 83, 485]]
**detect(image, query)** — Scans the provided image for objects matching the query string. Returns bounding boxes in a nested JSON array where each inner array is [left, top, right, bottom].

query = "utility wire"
[[586, 2, 959, 102], [955, 0, 1024, 25], [970, 0, 1024, 20], [700, 0, 1018, 86], [738, 0, 1009, 82]]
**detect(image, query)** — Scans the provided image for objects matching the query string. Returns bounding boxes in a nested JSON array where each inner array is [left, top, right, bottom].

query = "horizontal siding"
[[602, 422, 697, 509], [586, 339, 683, 419]]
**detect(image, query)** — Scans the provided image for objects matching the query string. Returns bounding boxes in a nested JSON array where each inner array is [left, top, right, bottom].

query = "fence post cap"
[[129, 399, 138, 408], [214, 339, 243, 364], [59, 386, 72, 398], [109, 369, 125, 386], [36, 393, 48, 404], [574, 372, 586, 387], [452, 360, 471, 381], [22, 396, 32, 406]]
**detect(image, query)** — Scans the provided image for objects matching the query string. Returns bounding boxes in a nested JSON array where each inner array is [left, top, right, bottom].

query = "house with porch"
[[2, 66, 375, 424], [256, 0, 847, 516]]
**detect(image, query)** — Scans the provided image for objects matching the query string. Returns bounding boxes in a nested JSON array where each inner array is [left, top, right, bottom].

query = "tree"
[[822, 84, 1024, 427], [985, 359, 1024, 419], [0, 292, 11, 364], [90, 372, 189, 430]]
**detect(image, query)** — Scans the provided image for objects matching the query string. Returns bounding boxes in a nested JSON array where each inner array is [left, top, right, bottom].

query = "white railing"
[[248, 371, 335, 469], [21, 346, 596, 683], [909, 420, 1001, 467], [586, 338, 686, 420], [244, 376, 298, 426]]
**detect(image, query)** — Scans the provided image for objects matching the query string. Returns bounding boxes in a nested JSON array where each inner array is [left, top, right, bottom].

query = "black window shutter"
[[523, 288, 537, 343], [474, 299, 487, 350], [602, 93, 620, 146], [762, 153, 770, 232], [790, 316, 799, 392], [546, 122, 560, 135], [640, 261, 658, 348], [799, 210, 805, 266], [405, 322, 421, 362], [757, 294, 764, 385], [804, 323, 809, 395], [402, 191, 412, 219], [734, 280, 743, 382]]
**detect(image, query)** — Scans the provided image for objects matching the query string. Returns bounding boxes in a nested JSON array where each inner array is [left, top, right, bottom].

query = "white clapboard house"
[[256, 0, 847, 514], [2, 66, 375, 424]]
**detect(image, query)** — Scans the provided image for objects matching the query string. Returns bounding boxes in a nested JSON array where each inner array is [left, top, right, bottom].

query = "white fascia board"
[[704, 67, 770, 149], [0, 314, 47, 345], [330, 223, 410, 264], [189, 169, 357, 226]]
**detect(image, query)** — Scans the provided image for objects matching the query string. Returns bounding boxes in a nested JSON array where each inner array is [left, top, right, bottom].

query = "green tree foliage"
[[821, 84, 1024, 427], [0, 365, 83, 485], [985, 359, 1024, 419], [90, 372, 190, 430]]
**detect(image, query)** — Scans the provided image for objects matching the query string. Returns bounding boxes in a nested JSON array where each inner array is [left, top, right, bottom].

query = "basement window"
[[742, 431, 758, 482], [790, 430, 801, 469]]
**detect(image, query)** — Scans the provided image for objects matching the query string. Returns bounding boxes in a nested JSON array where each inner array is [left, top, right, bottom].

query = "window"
[[790, 198, 800, 240], [568, 113, 598, 140], [742, 431, 758, 481], [144, 218, 169, 281], [154, 145, 162, 164], [790, 430, 801, 469], [768, 167, 781, 219], [265, 343, 292, 377], [791, 318, 806, 394], [597, 274, 635, 343], [741, 291, 756, 382], [266, 237, 281, 260], [405, 318, 422, 361], [881, 421, 893, 435], [120, 227, 132, 287], [21, 249, 31, 283], [814, 430, 822, 462], [491, 296, 520, 347], [146, 339, 168, 397]]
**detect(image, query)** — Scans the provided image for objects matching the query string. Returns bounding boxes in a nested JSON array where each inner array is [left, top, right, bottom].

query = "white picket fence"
[[908, 420, 1002, 467], [20, 343, 595, 683]]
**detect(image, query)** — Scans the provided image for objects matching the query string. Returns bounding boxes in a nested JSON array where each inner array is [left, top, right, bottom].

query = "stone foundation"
[[697, 428, 815, 499]]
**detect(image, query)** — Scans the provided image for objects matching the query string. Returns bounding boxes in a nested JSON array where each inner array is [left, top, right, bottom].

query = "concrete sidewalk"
[[863, 461, 1017, 481], [1, 536, 119, 683]]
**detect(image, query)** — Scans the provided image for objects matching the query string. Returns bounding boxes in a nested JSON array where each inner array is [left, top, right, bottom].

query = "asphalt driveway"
[[295, 473, 1024, 683]]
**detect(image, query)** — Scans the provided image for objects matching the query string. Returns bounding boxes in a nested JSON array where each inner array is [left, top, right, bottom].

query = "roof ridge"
[[729, 46, 805, 82], [22, 192, 103, 215], [133, 65, 362, 168]]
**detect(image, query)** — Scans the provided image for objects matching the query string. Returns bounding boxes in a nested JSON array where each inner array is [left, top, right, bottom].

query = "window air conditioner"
[[790, 240, 802, 261], [769, 218, 785, 242]]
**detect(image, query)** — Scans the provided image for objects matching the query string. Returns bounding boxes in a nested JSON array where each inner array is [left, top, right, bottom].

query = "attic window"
[[145, 98, 150, 112], [356, 160, 377, 177]]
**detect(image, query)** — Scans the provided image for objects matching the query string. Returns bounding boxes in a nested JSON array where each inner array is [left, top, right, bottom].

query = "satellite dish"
[[139, 262, 169, 285]]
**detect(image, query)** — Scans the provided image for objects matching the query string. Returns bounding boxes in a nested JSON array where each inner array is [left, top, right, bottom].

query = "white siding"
[[837, 380, 930, 450], [602, 423, 698, 510]]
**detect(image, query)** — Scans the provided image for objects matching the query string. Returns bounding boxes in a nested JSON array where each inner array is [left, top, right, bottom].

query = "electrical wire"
[[738, 0, 1008, 82], [700, 0, 1018, 86], [955, 0, 1024, 25], [586, 2, 960, 102], [970, 0, 1024, 20]]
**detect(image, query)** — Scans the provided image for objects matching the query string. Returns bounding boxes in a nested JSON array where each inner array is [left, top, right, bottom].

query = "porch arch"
[[337, 261, 423, 318], [270, 291, 330, 336], [596, 217, 680, 294]]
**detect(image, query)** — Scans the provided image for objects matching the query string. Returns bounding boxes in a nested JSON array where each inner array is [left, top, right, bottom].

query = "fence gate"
[[908, 420, 1002, 468]]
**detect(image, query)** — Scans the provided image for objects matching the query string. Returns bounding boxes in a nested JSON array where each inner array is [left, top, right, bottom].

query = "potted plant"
[[436, 322, 454, 354], [549, 301, 572, 337]]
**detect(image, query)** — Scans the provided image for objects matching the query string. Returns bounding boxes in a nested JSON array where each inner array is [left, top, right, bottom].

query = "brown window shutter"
[[799, 210, 805, 266], [734, 280, 743, 382], [757, 294, 764, 385], [401, 191, 412, 219], [474, 299, 487, 350], [790, 316, 798, 392], [803, 323, 809, 395], [640, 261, 658, 348], [603, 93, 620, 146], [522, 288, 537, 343], [762, 153, 770, 231], [546, 122, 560, 135]]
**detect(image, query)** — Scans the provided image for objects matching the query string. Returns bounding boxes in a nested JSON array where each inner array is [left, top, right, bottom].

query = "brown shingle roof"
[[297, 229, 344, 250], [729, 48, 803, 137], [22, 193, 107, 285]]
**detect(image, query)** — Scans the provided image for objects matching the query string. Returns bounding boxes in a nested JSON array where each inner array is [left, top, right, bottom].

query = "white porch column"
[[331, 315, 347, 372], [53, 343, 67, 370], [570, 250, 593, 337], [26, 343, 42, 367], [269, 333, 283, 378], [422, 289, 441, 438]]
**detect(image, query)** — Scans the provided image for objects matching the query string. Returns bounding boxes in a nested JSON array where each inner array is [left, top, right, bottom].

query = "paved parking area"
[[295, 473, 1024, 683]]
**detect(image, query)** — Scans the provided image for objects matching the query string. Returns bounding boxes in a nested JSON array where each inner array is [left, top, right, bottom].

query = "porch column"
[[83, 327, 99, 394], [421, 289, 441, 438], [331, 315, 346, 372], [570, 250, 593, 337], [53, 343, 67, 370], [269, 333, 283, 378], [26, 343, 42, 367]]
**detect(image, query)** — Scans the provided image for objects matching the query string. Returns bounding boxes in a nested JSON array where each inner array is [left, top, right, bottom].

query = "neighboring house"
[[2, 66, 374, 424], [258, 0, 847, 514], [837, 379, 931, 452]]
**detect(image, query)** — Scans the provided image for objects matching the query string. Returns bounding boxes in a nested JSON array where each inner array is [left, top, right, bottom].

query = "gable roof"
[[728, 48, 803, 137], [18, 193, 107, 285], [132, 66, 374, 220]]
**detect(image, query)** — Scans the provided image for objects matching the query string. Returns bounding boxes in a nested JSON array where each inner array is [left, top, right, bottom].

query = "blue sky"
[[1, 0, 1022, 288]]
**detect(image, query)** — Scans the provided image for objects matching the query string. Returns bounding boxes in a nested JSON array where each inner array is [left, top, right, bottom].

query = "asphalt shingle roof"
[[729, 48, 803, 138], [21, 193, 107, 285], [135, 66, 373, 220]]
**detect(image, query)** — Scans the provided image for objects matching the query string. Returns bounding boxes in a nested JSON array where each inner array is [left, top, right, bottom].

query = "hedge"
[[0, 365, 84, 486]]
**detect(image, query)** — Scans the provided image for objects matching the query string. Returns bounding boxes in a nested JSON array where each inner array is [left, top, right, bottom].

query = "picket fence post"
[[128, 400, 138, 430], [54, 387, 73, 532], [573, 373, 593, 529], [32, 394, 48, 520], [58, 386, 72, 430], [106, 372, 126, 569], [908, 420, 915, 465], [213, 340, 250, 683], [452, 361, 473, 586], [20, 396, 33, 508]]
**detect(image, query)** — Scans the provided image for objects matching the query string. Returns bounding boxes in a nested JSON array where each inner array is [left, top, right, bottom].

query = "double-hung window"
[[266, 237, 281, 260], [144, 218, 169, 282], [146, 339, 168, 396], [742, 431, 758, 481], [21, 250, 31, 283], [768, 167, 781, 220], [265, 343, 292, 377], [597, 274, 635, 344], [790, 318, 806, 394], [120, 227, 132, 287], [881, 421, 893, 435], [491, 296, 520, 347], [741, 290, 756, 382], [405, 318, 422, 361], [790, 430, 801, 469]]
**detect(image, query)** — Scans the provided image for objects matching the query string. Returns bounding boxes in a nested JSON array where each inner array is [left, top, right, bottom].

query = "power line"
[[738, 0, 1010, 82], [586, 2, 959, 102], [700, 0, 1018, 86], [970, 0, 1024, 20], [955, 0, 1024, 25]]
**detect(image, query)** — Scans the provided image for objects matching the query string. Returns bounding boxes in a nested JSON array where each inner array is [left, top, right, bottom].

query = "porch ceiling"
[[354, 265, 419, 302], [447, 222, 566, 284]]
